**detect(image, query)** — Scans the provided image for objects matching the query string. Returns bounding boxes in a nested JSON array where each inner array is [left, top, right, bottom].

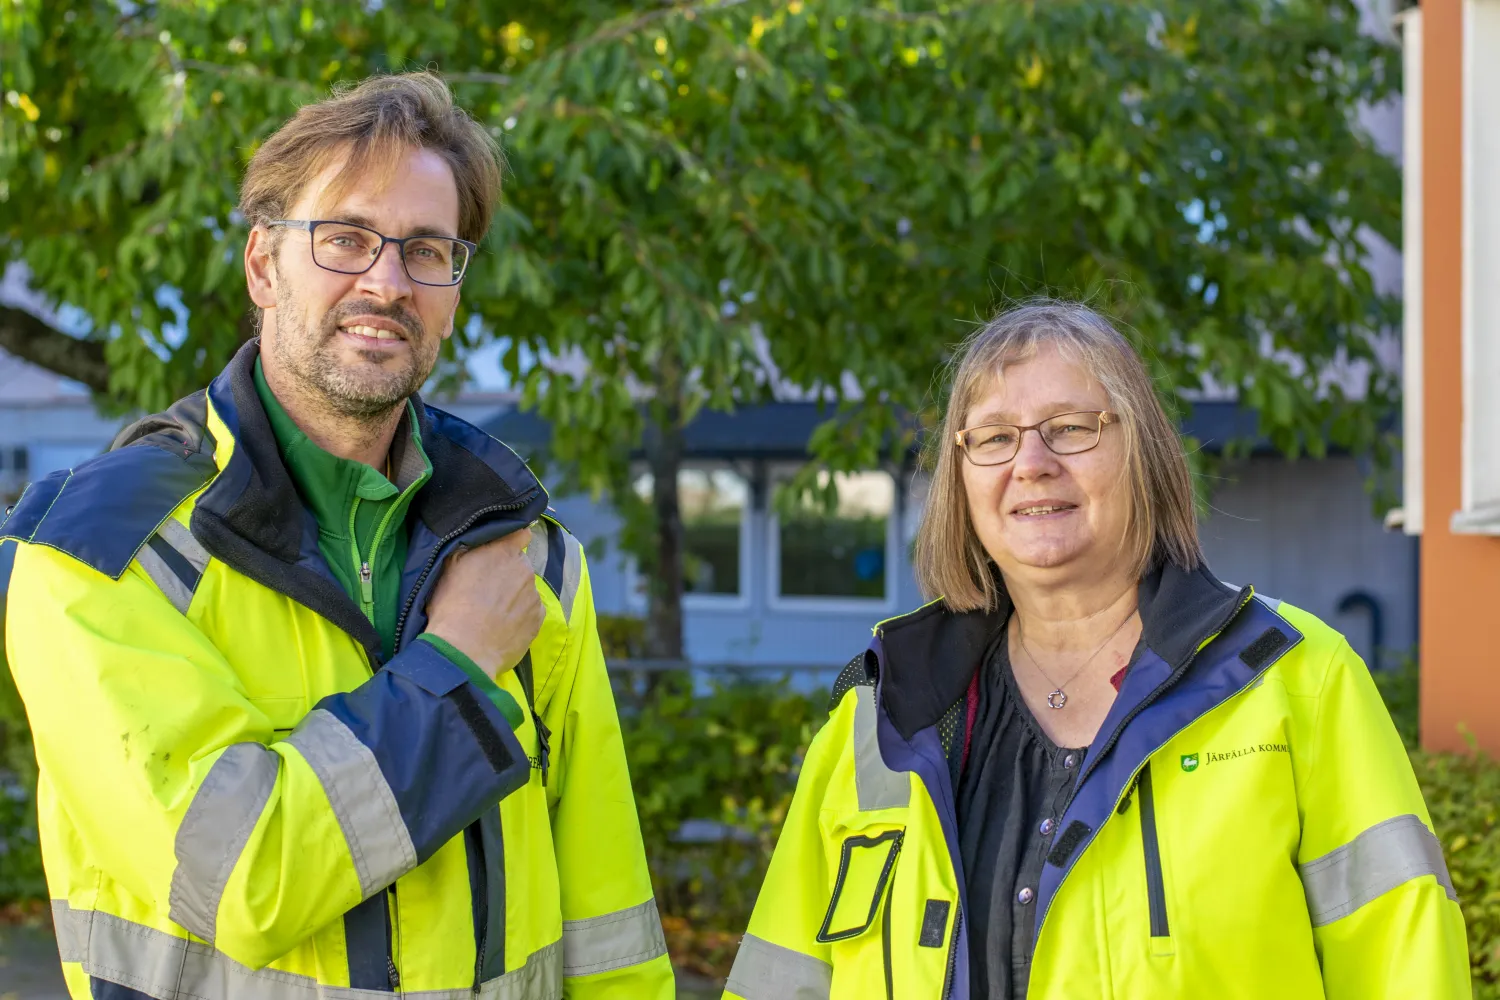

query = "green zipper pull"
[[359, 561, 374, 612]]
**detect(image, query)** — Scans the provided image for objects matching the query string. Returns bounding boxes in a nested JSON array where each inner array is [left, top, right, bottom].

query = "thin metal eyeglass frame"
[[267, 219, 477, 286], [954, 410, 1115, 466]]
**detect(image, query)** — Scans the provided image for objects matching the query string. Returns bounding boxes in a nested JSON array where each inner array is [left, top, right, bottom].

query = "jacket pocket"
[[1138, 763, 1174, 956], [816, 830, 904, 942]]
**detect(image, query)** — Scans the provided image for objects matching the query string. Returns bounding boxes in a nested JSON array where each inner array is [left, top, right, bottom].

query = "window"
[[775, 470, 893, 602], [633, 467, 747, 597]]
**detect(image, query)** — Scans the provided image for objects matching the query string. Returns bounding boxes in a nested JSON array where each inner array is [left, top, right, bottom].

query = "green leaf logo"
[[1181, 754, 1200, 772]]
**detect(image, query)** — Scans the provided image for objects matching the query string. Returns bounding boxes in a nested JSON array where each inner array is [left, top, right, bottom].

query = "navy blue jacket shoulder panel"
[[419, 404, 545, 498], [0, 441, 217, 581]]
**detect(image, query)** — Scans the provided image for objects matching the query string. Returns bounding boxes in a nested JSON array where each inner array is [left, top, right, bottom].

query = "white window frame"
[[1454, 0, 1500, 533], [766, 463, 900, 615], [1399, 3, 1424, 535], [625, 460, 754, 611]]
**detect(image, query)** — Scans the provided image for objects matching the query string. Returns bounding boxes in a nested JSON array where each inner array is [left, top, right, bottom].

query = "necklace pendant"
[[1046, 689, 1068, 710]]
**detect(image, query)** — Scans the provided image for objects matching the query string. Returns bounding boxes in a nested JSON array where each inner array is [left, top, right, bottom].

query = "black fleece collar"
[[878, 562, 1247, 740]]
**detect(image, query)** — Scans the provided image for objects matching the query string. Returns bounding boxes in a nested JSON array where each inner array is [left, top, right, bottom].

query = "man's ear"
[[245, 227, 278, 310], [441, 291, 461, 341]]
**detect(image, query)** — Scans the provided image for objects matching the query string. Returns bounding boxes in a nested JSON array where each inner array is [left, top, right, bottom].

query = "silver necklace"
[[1016, 607, 1137, 710]]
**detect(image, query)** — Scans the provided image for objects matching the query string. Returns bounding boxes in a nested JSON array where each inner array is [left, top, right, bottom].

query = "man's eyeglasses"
[[268, 220, 477, 287], [955, 410, 1115, 466]]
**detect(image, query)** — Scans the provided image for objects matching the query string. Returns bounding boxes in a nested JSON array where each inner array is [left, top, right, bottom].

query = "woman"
[[724, 302, 1469, 1000]]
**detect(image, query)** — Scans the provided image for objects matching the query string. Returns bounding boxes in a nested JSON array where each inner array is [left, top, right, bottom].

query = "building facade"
[[491, 404, 1417, 681], [1401, 0, 1500, 752]]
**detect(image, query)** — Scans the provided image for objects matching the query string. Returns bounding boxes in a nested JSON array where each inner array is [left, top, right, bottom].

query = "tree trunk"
[[0, 307, 110, 394], [643, 377, 686, 664]]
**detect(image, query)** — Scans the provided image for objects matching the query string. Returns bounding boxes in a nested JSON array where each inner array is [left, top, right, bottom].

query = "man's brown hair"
[[239, 72, 501, 245]]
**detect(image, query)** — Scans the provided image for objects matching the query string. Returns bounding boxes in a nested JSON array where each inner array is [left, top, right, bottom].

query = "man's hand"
[[425, 528, 544, 679]]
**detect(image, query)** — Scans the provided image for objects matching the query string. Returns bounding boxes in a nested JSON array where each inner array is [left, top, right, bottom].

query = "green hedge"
[[0, 644, 44, 902]]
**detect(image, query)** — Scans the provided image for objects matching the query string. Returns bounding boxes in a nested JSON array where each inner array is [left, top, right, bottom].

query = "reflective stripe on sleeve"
[[853, 684, 909, 811], [51, 899, 86, 963], [1300, 813, 1458, 926], [136, 517, 211, 614], [562, 897, 668, 977], [557, 529, 582, 623], [167, 742, 278, 944], [285, 708, 418, 898], [525, 521, 551, 580], [51, 900, 564, 999], [530, 520, 584, 624], [724, 933, 832, 1000]]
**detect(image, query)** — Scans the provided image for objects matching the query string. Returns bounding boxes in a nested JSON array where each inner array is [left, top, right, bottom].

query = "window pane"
[[634, 468, 746, 596], [779, 471, 892, 600]]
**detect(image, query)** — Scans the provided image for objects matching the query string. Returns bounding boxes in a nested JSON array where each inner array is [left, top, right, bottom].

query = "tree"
[[1, 0, 1400, 661]]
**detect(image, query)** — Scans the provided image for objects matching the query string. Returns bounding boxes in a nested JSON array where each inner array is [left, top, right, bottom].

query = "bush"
[[0, 645, 45, 903], [1373, 652, 1420, 750], [616, 670, 824, 969], [1370, 653, 1500, 995], [1414, 749, 1500, 996], [612, 663, 827, 976]]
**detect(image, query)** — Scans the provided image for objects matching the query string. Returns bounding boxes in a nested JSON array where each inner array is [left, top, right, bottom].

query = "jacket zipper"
[[348, 485, 421, 625], [940, 907, 963, 1000], [881, 881, 895, 1000], [386, 884, 402, 991], [393, 491, 539, 649], [1137, 763, 1170, 939], [471, 824, 488, 993], [880, 835, 904, 1000]]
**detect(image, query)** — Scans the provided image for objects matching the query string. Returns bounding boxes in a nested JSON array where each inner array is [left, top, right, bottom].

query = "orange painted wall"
[[1421, 0, 1500, 753]]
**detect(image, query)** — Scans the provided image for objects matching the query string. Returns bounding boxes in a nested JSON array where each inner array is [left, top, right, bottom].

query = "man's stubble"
[[266, 258, 443, 423]]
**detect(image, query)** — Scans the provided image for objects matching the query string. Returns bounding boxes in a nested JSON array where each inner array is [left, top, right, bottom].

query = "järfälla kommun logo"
[[1181, 743, 1289, 772]]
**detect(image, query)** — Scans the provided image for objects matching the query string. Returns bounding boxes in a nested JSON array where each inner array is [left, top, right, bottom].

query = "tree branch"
[[0, 307, 110, 394]]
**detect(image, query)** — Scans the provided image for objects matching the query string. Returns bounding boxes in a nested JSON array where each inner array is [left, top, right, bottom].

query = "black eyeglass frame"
[[954, 410, 1116, 467], [267, 219, 478, 287]]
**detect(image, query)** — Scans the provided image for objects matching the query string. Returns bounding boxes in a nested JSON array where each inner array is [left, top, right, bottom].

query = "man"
[[0, 73, 672, 998]]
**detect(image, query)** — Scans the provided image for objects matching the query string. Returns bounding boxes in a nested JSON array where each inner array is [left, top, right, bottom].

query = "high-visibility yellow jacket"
[[725, 565, 1470, 1000], [0, 344, 673, 1000]]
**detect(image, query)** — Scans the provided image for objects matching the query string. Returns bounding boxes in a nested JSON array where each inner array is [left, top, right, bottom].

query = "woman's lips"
[[1011, 502, 1078, 518]]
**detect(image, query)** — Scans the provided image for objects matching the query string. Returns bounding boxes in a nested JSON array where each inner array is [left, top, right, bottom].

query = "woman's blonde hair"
[[913, 300, 1202, 612]]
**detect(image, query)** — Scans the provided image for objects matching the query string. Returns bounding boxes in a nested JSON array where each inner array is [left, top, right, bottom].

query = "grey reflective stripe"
[[285, 709, 417, 898], [853, 684, 908, 811], [52, 899, 86, 962], [479, 940, 563, 1000], [51, 901, 563, 999], [168, 742, 279, 944], [136, 518, 211, 614], [1255, 591, 1283, 613], [557, 530, 582, 623], [525, 521, 550, 579], [562, 897, 668, 977], [725, 933, 832, 1000], [1301, 813, 1458, 926], [527, 521, 583, 623]]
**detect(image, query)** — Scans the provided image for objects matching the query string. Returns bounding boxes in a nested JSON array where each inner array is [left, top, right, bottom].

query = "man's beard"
[[269, 276, 440, 421]]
